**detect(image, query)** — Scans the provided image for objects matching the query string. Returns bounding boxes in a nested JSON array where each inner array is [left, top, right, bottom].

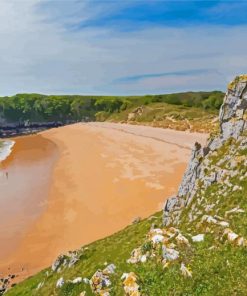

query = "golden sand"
[[0, 123, 208, 280]]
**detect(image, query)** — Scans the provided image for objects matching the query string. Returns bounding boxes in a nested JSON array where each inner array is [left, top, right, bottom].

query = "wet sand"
[[0, 135, 58, 279], [0, 123, 208, 280]]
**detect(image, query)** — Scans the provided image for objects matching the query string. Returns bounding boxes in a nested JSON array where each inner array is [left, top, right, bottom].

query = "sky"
[[0, 0, 247, 96]]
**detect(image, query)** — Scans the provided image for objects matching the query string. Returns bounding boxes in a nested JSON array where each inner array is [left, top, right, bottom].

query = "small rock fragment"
[[36, 281, 44, 290], [56, 277, 65, 288], [90, 269, 112, 295], [132, 217, 141, 224], [225, 207, 245, 216], [83, 278, 90, 284], [192, 234, 204, 242], [122, 272, 140, 296], [223, 228, 239, 242], [162, 246, 179, 261], [175, 233, 190, 246], [103, 264, 116, 274], [127, 248, 142, 264], [151, 234, 164, 244], [217, 221, 229, 227], [202, 215, 218, 224], [52, 255, 67, 272], [71, 277, 82, 284], [180, 263, 192, 278]]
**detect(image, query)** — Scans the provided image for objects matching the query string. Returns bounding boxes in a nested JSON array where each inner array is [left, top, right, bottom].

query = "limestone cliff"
[[164, 74, 247, 226]]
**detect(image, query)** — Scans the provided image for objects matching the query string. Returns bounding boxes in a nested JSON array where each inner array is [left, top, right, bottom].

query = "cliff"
[[164, 74, 247, 226]]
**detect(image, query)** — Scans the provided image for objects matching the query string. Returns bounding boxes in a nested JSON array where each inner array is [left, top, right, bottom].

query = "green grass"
[[6, 214, 163, 296], [105, 102, 218, 133]]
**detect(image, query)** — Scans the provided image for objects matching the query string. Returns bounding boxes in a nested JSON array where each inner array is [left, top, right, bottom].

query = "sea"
[[0, 140, 15, 162]]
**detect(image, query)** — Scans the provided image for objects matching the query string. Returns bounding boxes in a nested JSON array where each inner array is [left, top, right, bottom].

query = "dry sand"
[[0, 122, 208, 280]]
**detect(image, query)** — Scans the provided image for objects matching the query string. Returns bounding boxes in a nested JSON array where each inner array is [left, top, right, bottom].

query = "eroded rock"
[[122, 272, 140, 296], [163, 75, 247, 226]]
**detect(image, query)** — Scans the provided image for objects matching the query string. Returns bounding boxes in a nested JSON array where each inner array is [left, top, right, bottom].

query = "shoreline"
[[0, 134, 58, 281], [0, 140, 15, 163], [0, 123, 208, 282]]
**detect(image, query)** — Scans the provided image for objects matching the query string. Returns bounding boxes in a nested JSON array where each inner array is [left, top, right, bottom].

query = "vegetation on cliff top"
[[228, 74, 247, 90], [0, 91, 223, 124], [105, 102, 218, 133]]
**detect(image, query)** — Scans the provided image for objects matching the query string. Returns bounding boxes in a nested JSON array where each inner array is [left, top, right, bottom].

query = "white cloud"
[[0, 1, 246, 96]]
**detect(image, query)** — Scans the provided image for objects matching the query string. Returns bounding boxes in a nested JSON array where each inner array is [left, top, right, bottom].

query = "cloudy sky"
[[1, 0, 247, 96]]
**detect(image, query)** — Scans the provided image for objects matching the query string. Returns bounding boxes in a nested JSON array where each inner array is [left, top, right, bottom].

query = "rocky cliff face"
[[164, 75, 247, 226]]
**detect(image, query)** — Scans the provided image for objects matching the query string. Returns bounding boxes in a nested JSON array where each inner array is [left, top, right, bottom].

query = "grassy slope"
[[6, 134, 247, 295], [105, 102, 218, 133], [6, 213, 163, 296]]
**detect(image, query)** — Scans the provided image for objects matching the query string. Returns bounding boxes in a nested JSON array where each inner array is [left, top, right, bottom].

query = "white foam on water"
[[0, 140, 15, 162]]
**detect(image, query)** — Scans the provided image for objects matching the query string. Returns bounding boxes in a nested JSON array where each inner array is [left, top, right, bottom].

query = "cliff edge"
[[164, 74, 247, 226]]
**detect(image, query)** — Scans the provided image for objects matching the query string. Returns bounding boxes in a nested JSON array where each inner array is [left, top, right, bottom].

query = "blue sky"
[[0, 0, 247, 95], [75, 1, 247, 28]]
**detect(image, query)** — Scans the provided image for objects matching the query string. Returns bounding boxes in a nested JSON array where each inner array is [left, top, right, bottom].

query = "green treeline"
[[0, 91, 224, 123]]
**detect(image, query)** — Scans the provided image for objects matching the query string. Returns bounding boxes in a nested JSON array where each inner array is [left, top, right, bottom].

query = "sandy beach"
[[0, 123, 208, 280]]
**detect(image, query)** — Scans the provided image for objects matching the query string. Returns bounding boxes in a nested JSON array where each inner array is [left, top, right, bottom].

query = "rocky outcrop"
[[0, 275, 16, 295], [208, 74, 247, 150], [163, 75, 247, 226], [0, 121, 78, 138]]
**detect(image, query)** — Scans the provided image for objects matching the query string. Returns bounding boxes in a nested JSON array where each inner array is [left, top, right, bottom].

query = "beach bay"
[[0, 123, 207, 280]]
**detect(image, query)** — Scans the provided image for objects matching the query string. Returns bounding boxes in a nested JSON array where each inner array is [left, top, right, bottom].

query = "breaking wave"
[[0, 140, 15, 162]]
